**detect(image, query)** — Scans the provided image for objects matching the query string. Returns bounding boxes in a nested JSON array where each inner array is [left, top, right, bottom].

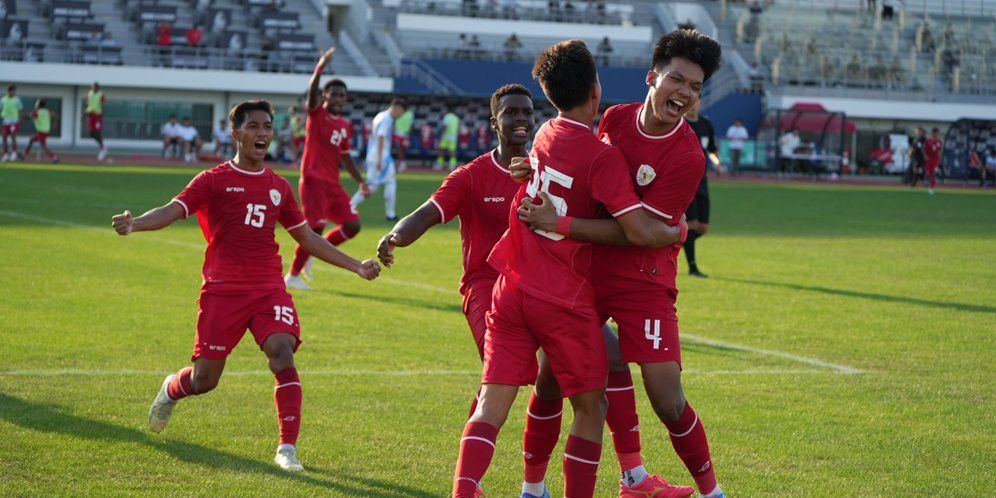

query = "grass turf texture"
[[0, 162, 993, 496]]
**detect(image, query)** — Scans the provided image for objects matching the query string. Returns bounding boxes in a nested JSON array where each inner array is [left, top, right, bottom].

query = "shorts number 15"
[[525, 161, 574, 241]]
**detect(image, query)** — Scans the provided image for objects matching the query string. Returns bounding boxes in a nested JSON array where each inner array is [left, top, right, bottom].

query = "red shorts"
[[33, 132, 49, 146], [88, 114, 103, 133], [192, 288, 302, 361], [597, 284, 681, 365], [482, 275, 607, 397], [299, 178, 359, 227], [292, 136, 305, 148], [392, 134, 409, 149], [925, 160, 939, 173], [462, 277, 497, 359], [1, 123, 18, 135]]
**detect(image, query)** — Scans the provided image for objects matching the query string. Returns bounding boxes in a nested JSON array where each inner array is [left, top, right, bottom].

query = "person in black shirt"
[[906, 126, 925, 187], [684, 101, 721, 278]]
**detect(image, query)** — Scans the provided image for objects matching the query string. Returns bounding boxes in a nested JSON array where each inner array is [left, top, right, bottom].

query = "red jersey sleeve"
[[589, 148, 642, 217], [641, 151, 703, 224], [277, 178, 307, 230], [172, 171, 212, 219], [429, 166, 473, 223]]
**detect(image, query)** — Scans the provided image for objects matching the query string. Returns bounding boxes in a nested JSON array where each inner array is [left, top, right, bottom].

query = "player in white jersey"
[[351, 99, 407, 221]]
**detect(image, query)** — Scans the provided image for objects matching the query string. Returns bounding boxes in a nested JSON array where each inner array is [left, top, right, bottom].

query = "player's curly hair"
[[229, 100, 274, 129], [323, 78, 347, 94], [532, 39, 597, 111], [652, 29, 723, 81], [489, 83, 532, 119]]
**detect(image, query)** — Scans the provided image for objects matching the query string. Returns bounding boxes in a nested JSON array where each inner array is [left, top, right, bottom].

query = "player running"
[[284, 47, 370, 291], [350, 98, 407, 222], [516, 30, 725, 498], [924, 127, 943, 195], [86, 82, 108, 161], [451, 40, 687, 498], [1, 84, 23, 162], [683, 100, 720, 278], [110, 100, 381, 472], [24, 99, 59, 163], [375, 83, 535, 410]]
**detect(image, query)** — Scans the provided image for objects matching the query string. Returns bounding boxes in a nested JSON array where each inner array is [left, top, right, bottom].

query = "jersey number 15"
[[244, 203, 266, 227]]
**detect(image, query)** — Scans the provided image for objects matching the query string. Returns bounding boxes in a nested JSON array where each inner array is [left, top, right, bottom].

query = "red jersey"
[[593, 103, 705, 294], [172, 161, 307, 292], [300, 105, 352, 184], [430, 150, 519, 294], [488, 117, 642, 309], [924, 137, 942, 163]]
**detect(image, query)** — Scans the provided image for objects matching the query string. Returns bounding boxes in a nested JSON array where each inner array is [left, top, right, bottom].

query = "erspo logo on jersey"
[[483, 197, 506, 203]]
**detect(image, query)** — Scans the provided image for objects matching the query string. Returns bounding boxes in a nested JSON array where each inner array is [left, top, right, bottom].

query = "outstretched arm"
[[289, 224, 380, 280], [307, 46, 336, 110], [377, 201, 442, 267], [111, 202, 185, 235], [518, 193, 685, 248]]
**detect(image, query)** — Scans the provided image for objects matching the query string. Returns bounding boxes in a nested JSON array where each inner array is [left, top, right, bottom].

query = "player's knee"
[[650, 391, 686, 424], [264, 343, 295, 372], [570, 391, 608, 422], [697, 223, 709, 236], [343, 220, 361, 237], [192, 369, 221, 394]]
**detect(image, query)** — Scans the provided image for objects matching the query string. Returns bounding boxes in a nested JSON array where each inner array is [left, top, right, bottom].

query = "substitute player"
[[284, 47, 370, 291], [452, 40, 686, 498], [516, 30, 725, 498], [24, 99, 59, 163], [86, 82, 108, 161], [111, 100, 380, 472], [684, 100, 720, 278], [393, 106, 413, 171], [1, 84, 23, 162], [288, 105, 306, 165], [376, 83, 537, 409], [924, 127, 943, 195], [436, 107, 459, 170], [350, 98, 407, 222]]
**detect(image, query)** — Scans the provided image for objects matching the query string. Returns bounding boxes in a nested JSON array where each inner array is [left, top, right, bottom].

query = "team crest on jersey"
[[636, 164, 656, 186], [269, 189, 281, 206]]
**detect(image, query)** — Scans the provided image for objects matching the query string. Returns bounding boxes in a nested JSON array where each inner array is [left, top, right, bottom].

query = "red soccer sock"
[[323, 224, 357, 246], [453, 421, 499, 497], [522, 392, 564, 483], [467, 388, 481, 419], [274, 368, 302, 446], [166, 366, 194, 400], [606, 369, 643, 472], [563, 435, 602, 498], [665, 402, 717, 494]]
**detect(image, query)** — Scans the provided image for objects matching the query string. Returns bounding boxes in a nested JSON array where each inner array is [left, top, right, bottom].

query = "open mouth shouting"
[[252, 138, 268, 156], [665, 97, 687, 116]]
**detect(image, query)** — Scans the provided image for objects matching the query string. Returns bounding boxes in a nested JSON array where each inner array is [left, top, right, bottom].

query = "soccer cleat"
[[386, 215, 399, 222], [303, 257, 314, 281], [274, 445, 304, 472], [689, 268, 709, 278], [52, 155, 60, 164], [148, 374, 178, 433], [698, 486, 725, 498], [284, 273, 311, 290], [97, 147, 107, 161], [520, 488, 550, 498], [619, 474, 695, 498]]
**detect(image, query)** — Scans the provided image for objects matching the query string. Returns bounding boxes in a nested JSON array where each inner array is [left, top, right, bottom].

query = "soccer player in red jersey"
[[85, 82, 108, 161], [924, 127, 943, 195], [285, 47, 370, 291], [451, 41, 687, 498], [110, 100, 381, 472], [516, 30, 726, 498]]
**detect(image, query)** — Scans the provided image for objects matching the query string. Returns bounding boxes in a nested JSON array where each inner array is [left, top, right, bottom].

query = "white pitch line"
[[682, 333, 864, 374], [0, 208, 864, 374], [0, 368, 834, 377]]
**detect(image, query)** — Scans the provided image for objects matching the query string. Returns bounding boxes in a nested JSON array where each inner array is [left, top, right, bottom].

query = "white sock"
[[384, 180, 397, 218], [702, 485, 723, 497], [521, 480, 546, 497], [621, 465, 649, 487], [349, 189, 365, 211]]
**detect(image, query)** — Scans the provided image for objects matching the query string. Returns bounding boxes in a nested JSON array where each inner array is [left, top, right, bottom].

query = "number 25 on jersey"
[[525, 160, 574, 241]]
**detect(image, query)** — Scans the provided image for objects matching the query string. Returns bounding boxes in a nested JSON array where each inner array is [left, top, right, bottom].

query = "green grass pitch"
[[0, 162, 993, 496]]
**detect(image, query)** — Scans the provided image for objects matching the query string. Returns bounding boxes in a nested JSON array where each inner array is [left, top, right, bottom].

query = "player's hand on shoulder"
[[509, 156, 532, 183], [356, 258, 381, 280], [111, 209, 133, 236], [518, 192, 557, 232], [376, 232, 401, 268]]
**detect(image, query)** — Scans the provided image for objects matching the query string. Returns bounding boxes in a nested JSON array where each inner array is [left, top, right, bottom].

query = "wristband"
[[679, 222, 689, 243], [555, 216, 573, 236]]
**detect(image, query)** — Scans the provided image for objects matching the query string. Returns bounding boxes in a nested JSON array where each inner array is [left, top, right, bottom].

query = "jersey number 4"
[[525, 163, 574, 241], [645, 319, 663, 350], [244, 203, 266, 227]]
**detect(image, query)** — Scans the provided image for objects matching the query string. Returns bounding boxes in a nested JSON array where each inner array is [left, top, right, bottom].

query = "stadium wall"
[[1, 61, 393, 150], [771, 95, 996, 122]]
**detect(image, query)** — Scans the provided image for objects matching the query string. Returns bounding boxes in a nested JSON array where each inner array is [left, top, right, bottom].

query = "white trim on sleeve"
[[640, 202, 673, 219], [285, 220, 308, 231], [429, 198, 447, 223], [170, 198, 189, 218], [611, 204, 642, 218]]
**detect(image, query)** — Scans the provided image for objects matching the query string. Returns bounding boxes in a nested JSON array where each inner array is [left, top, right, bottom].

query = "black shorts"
[[685, 174, 710, 223]]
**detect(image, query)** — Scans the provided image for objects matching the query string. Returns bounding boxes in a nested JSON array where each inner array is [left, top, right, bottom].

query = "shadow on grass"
[[0, 393, 435, 497], [317, 288, 463, 314], [715, 277, 996, 314]]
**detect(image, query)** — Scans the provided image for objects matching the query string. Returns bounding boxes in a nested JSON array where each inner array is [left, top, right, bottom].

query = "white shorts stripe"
[[564, 453, 600, 465], [429, 198, 446, 223], [526, 409, 564, 420], [274, 381, 302, 390], [170, 198, 189, 218], [461, 436, 496, 449], [605, 386, 635, 392], [611, 204, 642, 218], [668, 413, 699, 438], [641, 202, 673, 219]]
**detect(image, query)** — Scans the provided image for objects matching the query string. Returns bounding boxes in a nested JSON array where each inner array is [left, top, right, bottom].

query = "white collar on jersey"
[[228, 160, 266, 176], [635, 105, 685, 140], [489, 149, 510, 174], [556, 115, 592, 130]]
